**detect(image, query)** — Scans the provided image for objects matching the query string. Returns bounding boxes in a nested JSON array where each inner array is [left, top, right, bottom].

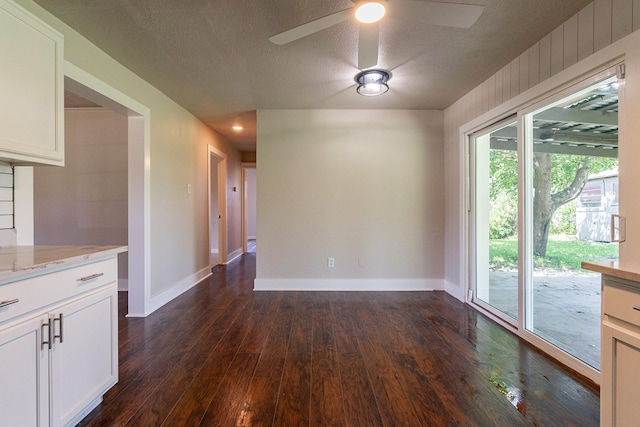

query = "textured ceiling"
[[34, 0, 593, 151]]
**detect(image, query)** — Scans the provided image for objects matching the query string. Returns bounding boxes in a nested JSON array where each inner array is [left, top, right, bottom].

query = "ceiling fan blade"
[[269, 8, 353, 45], [388, 1, 484, 28], [358, 23, 380, 69]]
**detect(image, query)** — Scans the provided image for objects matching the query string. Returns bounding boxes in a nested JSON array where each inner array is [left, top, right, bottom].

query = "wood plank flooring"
[[80, 253, 599, 426]]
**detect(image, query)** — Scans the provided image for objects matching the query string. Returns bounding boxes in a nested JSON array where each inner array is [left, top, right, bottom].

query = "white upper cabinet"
[[0, 0, 64, 166]]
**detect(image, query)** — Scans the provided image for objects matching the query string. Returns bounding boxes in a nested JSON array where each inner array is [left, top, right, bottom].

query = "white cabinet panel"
[[52, 287, 117, 427], [0, 0, 63, 165], [0, 314, 50, 427], [613, 335, 640, 422]]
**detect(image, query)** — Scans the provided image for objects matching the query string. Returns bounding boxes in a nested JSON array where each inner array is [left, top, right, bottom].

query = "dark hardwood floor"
[[80, 253, 599, 426]]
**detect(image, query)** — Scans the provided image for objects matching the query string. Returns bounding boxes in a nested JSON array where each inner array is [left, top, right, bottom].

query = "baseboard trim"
[[253, 278, 444, 291], [444, 280, 465, 302], [225, 248, 243, 264], [147, 267, 211, 315], [117, 278, 128, 292]]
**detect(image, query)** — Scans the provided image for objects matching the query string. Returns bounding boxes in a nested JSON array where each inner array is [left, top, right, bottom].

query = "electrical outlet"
[[327, 257, 335, 268]]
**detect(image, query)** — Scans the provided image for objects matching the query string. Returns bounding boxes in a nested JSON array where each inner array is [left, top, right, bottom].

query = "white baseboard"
[[253, 278, 444, 291], [224, 247, 243, 264], [248, 235, 256, 240], [444, 280, 465, 302], [147, 267, 211, 315], [117, 278, 128, 292]]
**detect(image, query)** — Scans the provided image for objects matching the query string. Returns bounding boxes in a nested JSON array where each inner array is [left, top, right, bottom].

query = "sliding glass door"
[[472, 119, 519, 323], [524, 76, 619, 369], [471, 72, 620, 371]]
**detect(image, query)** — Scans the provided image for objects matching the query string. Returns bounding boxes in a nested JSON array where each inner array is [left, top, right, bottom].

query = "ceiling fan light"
[[355, 1, 386, 24], [355, 69, 390, 96]]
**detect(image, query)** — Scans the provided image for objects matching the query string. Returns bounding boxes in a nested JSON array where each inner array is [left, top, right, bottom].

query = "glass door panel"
[[473, 120, 519, 322], [525, 76, 619, 370]]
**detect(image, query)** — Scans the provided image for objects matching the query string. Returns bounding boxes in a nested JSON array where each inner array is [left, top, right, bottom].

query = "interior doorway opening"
[[33, 83, 129, 287], [65, 70, 149, 317], [242, 162, 256, 254], [14, 71, 149, 317], [209, 146, 227, 267]]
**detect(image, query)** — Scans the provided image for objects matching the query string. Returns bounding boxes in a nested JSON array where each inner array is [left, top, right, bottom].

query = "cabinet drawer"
[[0, 258, 117, 325], [603, 281, 640, 327]]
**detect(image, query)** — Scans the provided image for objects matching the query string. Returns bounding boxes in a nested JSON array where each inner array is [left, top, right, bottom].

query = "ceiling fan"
[[268, 1, 485, 70]]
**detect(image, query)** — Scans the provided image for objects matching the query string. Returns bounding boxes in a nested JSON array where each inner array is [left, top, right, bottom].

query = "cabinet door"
[[50, 287, 118, 427], [601, 321, 640, 427], [0, 0, 64, 165], [0, 315, 50, 427]]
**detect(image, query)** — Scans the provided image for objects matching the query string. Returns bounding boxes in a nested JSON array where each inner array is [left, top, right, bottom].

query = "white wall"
[[255, 109, 444, 291], [33, 108, 129, 285], [444, 0, 640, 299], [15, 0, 242, 313]]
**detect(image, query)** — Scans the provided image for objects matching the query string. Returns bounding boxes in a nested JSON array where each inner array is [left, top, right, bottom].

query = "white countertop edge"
[[0, 246, 128, 285]]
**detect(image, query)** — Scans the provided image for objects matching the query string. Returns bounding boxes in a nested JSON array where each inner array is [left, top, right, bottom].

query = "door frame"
[[241, 162, 256, 253], [464, 64, 622, 384], [208, 145, 227, 266], [63, 67, 150, 318], [468, 116, 519, 327], [17, 62, 152, 317]]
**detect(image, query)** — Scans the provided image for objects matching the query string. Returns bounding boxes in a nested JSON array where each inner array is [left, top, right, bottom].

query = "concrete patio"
[[486, 270, 601, 369]]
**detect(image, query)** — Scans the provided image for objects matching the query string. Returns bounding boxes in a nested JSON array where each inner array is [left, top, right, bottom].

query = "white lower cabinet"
[[601, 276, 640, 427], [52, 287, 117, 427], [0, 257, 118, 426], [0, 313, 50, 426]]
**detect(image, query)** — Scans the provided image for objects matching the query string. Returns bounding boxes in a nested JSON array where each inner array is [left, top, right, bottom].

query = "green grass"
[[490, 235, 618, 271]]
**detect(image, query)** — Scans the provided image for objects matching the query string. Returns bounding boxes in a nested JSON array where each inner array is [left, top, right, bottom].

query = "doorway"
[[32, 89, 130, 288], [209, 145, 227, 267], [242, 162, 256, 254], [15, 69, 149, 316], [62, 65, 150, 317]]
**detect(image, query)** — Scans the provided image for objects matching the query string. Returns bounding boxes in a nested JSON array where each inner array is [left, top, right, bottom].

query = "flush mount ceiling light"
[[355, 69, 390, 96], [354, 1, 387, 24]]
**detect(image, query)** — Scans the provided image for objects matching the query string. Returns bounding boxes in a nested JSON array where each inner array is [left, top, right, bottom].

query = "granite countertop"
[[581, 260, 640, 283], [0, 245, 128, 284]]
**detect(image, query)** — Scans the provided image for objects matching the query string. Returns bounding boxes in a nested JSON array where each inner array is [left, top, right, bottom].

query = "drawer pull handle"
[[633, 306, 640, 312], [0, 298, 19, 308], [79, 273, 104, 282]]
